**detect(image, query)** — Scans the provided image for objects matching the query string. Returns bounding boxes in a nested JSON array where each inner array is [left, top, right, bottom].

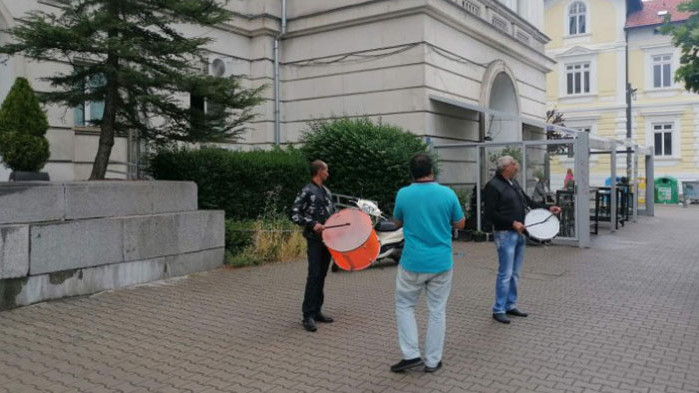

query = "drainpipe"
[[273, 0, 287, 146], [625, 28, 632, 181]]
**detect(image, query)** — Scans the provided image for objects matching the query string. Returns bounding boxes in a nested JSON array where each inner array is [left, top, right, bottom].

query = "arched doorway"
[[480, 60, 521, 143], [486, 73, 520, 142]]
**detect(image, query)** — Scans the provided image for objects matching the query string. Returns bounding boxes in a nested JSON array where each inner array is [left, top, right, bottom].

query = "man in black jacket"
[[484, 156, 560, 324], [291, 160, 337, 332]]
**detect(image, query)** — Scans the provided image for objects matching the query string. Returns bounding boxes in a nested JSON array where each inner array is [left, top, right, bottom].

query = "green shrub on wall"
[[149, 147, 308, 220], [301, 118, 430, 211], [0, 77, 50, 172]]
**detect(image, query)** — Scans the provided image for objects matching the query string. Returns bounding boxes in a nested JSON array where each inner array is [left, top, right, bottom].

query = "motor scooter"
[[330, 198, 404, 272]]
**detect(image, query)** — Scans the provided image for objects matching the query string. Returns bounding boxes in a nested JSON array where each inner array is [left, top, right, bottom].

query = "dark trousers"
[[302, 238, 331, 319]]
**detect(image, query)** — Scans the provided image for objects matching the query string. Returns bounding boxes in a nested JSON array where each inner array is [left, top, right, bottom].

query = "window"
[[189, 60, 226, 130], [74, 73, 105, 127], [568, 2, 587, 35], [566, 62, 590, 95], [652, 123, 673, 156], [652, 54, 672, 88]]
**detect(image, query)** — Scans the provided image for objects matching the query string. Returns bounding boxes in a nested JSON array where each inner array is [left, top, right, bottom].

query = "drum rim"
[[322, 208, 373, 252], [524, 208, 560, 241], [330, 229, 380, 271]]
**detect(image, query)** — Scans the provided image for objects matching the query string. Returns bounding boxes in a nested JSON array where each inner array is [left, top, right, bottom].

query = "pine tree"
[[0, 0, 263, 179], [0, 77, 50, 172]]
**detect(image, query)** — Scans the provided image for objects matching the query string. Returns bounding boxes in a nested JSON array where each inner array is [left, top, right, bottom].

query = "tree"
[[0, 0, 263, 179], [545, 107, 569, 156], [0, 77, 50, 172], [301, 118, 430, 211], [661, 2, 699, 92]]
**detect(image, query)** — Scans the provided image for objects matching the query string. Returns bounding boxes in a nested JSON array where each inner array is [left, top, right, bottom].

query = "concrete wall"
[[0, 181, 224, 310]]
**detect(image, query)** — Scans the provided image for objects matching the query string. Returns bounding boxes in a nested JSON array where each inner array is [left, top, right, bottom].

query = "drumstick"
[[525, 213, 554, 228], [324, 222, 351, 229]]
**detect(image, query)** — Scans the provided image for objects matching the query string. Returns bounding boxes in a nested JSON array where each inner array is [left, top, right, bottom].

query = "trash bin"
[[682, 180, 699, 204], [654, 176, 679, 204]]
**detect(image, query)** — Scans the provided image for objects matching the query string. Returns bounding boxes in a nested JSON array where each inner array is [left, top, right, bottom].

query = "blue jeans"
[[395, 265, 452, 368], [492, 230, 525, 314]]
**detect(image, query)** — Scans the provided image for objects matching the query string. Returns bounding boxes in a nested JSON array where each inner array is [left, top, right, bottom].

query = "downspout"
[[625, 27, 632, 180], [273, 0, 287, 146]]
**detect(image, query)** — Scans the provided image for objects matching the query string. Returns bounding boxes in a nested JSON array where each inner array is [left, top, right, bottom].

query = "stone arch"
[[479, 60, 521, 142]]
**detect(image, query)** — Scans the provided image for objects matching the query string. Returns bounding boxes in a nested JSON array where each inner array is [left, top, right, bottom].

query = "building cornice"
[[281, 0, 554, 73]]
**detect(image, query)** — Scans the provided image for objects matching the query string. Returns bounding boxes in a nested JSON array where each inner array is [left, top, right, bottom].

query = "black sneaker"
[[314, 313, 334, 323], [424, 361, 443, 373], [506, 308, 528, 317], [492, 313, 511, 324], [302, 317, 317, 332], [390, 357, 423, 372]]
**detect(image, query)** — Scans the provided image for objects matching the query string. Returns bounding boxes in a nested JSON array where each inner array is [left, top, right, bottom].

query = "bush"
[[0, 133, 50, 172], [225, 219, 255, 254], [301, 118, 429, 211], [0, 77, 50, 172], [149, 147, 308, 220], [224, 218, 306, 268]]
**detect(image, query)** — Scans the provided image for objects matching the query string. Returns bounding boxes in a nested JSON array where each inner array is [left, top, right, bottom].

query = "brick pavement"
[[0, 206, 698, 393]]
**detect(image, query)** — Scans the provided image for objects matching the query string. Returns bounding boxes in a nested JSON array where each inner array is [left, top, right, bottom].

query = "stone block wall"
[[0, 181, 224, 310]]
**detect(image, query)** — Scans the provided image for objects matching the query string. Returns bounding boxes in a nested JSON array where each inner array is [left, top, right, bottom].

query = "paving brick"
[[1, 206, 698, 392]]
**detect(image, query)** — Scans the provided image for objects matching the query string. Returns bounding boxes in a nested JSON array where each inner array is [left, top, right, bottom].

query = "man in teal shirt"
[[389, 154, 465, 373]]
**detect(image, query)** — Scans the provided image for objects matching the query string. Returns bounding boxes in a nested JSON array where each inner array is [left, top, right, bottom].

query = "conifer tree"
[[0, 77, 50, 172], [0, 0, 263, 179]]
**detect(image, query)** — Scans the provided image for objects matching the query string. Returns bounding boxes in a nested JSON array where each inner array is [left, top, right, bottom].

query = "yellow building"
[[545, 0, 699, 194]]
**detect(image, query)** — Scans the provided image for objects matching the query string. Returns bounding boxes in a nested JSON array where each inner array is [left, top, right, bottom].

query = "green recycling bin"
[[654, 176, 679, 204]]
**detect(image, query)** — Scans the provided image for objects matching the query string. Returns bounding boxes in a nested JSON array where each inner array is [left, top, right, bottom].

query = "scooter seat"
[[375, 220, 398, 232]]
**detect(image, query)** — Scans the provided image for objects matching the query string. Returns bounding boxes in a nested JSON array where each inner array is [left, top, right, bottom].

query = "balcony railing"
[[446, 0, 540, 49]]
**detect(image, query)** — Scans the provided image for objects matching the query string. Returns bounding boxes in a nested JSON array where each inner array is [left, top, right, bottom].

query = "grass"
[[225, 218, 306, 268]]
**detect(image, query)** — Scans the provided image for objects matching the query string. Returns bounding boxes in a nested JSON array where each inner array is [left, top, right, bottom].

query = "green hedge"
[[301, 118, 429, 211], [149, 148, 308, 220]]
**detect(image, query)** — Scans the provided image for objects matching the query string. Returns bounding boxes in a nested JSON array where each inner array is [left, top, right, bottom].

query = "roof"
[[626, 0, 693, 28]]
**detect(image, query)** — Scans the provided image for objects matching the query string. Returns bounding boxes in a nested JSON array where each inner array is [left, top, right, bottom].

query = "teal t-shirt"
[[393, 182, 464, 273]]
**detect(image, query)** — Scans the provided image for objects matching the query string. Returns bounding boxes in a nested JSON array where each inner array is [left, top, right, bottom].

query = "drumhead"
[[322, 208, 373, 252], [524, 208, 560, 241]]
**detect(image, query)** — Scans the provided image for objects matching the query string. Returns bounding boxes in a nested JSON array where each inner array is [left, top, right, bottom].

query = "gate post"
[[574, 133, 590, 248]]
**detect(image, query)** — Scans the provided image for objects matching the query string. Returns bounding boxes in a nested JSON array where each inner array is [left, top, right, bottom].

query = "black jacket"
[[484, 173, 545, 231], [290, 182, 336, 240]]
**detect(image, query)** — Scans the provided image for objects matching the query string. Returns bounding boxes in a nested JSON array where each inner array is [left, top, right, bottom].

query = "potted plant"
[[0, 78, 50, 181]]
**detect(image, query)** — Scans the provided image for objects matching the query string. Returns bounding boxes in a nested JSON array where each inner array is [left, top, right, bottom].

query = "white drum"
[[524, 208, 560, 241]]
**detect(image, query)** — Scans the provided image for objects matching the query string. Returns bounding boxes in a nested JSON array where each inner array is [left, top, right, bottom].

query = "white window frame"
[[651, 122, 674, 157], [652, 54, 672, 88], [643, 113, 681, 162], [566, 1, 589, 37], [565, 62, 591, 96], [643, 46, 680, 94], [557, 51, 597, 101], [74, 72, 105, 128]]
